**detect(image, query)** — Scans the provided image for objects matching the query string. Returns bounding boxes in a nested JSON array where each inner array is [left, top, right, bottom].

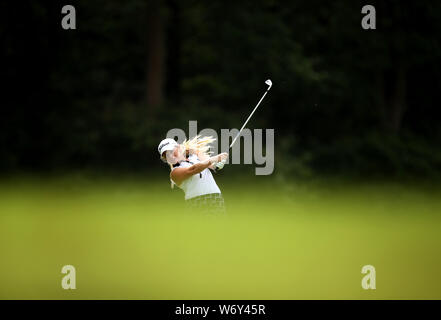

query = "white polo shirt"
[[172, 154, 221, 200]]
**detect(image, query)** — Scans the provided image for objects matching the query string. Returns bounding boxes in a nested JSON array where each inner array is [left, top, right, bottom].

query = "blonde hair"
[[168, 135, 216, 187], [182, 135, 216, 156]]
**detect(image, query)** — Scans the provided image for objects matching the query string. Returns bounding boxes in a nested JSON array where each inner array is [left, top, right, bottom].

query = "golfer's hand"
[[218, 152, 228, 162], [208, 153, 228, 165], [215, 159, 226, 170]]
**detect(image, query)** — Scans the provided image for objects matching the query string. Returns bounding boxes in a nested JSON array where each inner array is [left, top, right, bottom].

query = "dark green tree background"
[[1, 0, 440, 177]]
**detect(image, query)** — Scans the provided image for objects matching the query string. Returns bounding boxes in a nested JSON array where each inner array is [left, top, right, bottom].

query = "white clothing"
[[171, 154, 221, 200]]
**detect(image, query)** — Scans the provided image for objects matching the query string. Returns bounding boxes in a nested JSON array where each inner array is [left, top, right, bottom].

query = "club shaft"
[[229, 89, 269, 149]]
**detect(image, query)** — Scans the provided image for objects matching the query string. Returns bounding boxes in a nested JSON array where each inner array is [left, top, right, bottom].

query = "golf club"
[[229, 79, 272, 149]]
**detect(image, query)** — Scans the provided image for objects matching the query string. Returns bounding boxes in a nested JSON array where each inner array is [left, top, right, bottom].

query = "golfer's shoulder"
[[169, 171, 181, 187], [188, 153, 199, 161], [170, 162, 189, 174], [178, 161, 194, 168]]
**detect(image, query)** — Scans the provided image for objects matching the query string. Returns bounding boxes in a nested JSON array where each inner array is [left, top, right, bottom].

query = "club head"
[[265, 79, 272, 90]]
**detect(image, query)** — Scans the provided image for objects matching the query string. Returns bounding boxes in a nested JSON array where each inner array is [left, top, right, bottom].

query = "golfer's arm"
[[170, 161, 211, 186], [195, 152, 216, 170]]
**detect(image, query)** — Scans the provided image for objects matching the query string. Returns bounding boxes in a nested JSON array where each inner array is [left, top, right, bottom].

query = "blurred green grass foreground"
[[1, 173, 440, 299]]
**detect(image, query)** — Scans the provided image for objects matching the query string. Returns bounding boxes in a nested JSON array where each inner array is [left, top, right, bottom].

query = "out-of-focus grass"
[[0, 174, 440, 299]]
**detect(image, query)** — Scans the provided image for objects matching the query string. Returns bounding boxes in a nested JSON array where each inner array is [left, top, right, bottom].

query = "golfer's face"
[[164, 145, 182, 164], [172, 145, 181, 158]]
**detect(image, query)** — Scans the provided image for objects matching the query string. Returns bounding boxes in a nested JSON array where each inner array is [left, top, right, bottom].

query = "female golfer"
[[158, 136, 228, 214]]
